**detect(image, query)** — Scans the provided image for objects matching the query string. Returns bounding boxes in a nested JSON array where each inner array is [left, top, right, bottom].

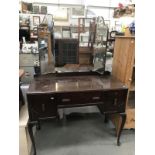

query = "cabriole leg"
[[117, 113, 126, 146]]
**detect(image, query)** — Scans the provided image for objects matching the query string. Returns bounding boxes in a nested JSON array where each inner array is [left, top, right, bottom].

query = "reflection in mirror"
[[19, 12, 110, 76]]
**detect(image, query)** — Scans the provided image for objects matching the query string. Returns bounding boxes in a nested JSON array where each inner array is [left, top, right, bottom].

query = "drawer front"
[[27, 94, 57, 121], [19, 53, 39, 66], [103, 90, 127, 113], [19, 67, 34, 84], [57, 91, 103, 106]]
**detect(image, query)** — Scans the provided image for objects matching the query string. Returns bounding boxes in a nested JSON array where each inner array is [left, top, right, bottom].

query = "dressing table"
[[27, 71, 128, 155]]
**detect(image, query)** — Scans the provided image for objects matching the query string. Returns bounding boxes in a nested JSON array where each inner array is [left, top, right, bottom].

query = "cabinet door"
[[27, 94, 57, 121], [103, 90, 127, 113]]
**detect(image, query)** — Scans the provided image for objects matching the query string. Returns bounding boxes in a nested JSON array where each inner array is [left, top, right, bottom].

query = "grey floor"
[[33, 111, 134, 155]]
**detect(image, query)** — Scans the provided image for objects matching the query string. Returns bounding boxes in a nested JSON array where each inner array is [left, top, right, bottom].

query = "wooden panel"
[[124, 109, 135, 129], [27, 94, 57, 121], [103, 90, 127, 113], [112, 36, 135, 129], [112, 38, 132, 83], [98, 89, 127, 114], [124, 39, 135, 88], [112, 38, 121, 80]]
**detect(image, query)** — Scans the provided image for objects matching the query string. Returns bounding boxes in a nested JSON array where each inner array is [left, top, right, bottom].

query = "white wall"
[[19, 0, 134, 7], [19, 0, 135, 29]]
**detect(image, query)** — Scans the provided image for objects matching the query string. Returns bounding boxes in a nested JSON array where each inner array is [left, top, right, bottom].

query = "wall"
[[19, 0, 135, 30], [19, 0, 135, 6]]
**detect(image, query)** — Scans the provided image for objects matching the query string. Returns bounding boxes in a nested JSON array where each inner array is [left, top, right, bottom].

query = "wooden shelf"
[[79, 47, 92, 54]]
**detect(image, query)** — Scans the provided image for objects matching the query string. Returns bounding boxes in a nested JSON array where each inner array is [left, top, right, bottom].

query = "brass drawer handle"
[[62, 98, 71, 102], [50, 97, 55, 100], [92, 96, 100, 100], [42, 104, 45, 112]]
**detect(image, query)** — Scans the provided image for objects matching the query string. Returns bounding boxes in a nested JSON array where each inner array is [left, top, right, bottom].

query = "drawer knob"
[[92, 96, 100, 100], [50, 97, 55, 100]]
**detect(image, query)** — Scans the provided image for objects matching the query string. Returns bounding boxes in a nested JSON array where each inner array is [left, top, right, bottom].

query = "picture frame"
[[71, 6, 85, 18], [33, 16, 40, 26], [41, 6, 47, 14], [33, 5, 39, 14], [53, 8, 68, 21]]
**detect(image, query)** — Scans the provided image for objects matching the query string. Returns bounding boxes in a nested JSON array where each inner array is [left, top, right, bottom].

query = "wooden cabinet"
[[27, 73, 128, 153], [112, 36, 135, 129], [102, 90, 128, 113], [27, 94, 57, 121]]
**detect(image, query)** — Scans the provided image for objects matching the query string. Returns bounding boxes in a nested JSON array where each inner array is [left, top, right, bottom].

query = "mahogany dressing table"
[[27, 71, 128, 155]]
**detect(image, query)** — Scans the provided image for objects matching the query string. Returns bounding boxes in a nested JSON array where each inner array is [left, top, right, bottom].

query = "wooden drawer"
[[57, 91, 103, 106], [103, 90, 127, 113], [27, 94, 57, 121]]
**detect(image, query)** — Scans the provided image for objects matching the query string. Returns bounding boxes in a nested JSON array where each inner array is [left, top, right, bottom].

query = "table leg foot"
[[116, 113, 126, 146]]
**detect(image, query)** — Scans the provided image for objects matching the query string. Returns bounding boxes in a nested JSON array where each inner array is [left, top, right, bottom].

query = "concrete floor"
[[34, 112, 135, 155]]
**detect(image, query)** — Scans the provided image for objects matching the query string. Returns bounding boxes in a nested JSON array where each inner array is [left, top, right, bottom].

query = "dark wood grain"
[[27, 72, 128, 154], [27, 74, 127, 94]]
